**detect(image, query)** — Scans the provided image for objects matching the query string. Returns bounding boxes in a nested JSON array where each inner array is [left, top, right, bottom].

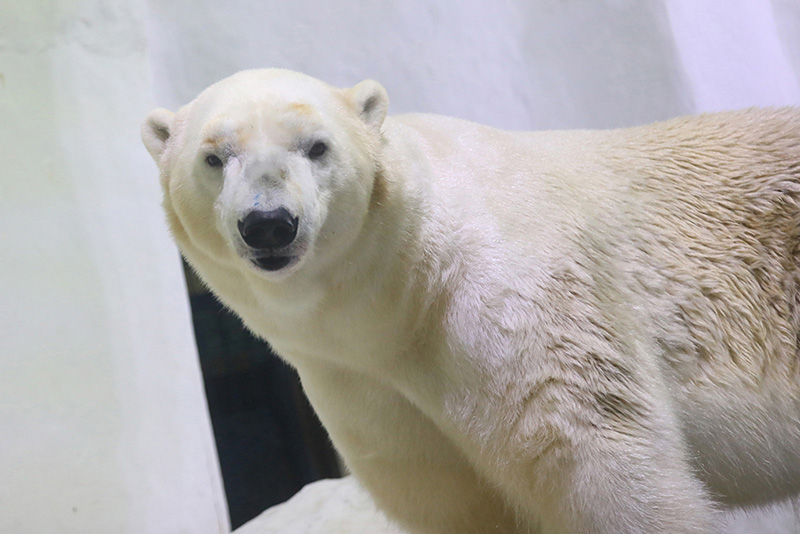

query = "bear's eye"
[[307, 141, 328, 160], [205, 154, 223, 168]]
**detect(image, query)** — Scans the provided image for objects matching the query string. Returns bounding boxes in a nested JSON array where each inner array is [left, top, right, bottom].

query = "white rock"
[[238, 478, 800, 533], [235, 478, 405, 534]]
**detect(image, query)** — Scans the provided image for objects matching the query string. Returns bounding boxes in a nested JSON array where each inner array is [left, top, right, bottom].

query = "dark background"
[[186, 265, 341, 529]]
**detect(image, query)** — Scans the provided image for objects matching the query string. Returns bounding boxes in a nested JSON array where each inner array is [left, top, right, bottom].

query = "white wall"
[[142, 0, 693, 129], [0, 1, 227, 533], [1, 0, 798, 532], [142, 0, 799, 129]]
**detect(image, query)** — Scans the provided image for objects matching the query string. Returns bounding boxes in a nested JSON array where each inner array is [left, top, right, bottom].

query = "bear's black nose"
[[237, 208, 298, 250]]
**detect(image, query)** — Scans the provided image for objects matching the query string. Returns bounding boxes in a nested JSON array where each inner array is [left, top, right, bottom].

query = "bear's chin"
[[251, 255, 295, 272]]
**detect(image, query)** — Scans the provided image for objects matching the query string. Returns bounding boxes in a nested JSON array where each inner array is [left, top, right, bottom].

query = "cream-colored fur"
[[142, 69, 800, 534]]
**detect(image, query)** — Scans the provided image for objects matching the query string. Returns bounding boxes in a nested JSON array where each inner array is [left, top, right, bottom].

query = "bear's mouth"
[[251, 255, 294, 272]]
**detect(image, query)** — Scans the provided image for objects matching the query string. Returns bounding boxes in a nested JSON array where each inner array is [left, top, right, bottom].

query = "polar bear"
[[142, 69, 800, 534]]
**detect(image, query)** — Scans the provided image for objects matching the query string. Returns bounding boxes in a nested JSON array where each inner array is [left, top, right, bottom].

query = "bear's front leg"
[[295, 360, 529, 534], [467, 370, 719, 534]]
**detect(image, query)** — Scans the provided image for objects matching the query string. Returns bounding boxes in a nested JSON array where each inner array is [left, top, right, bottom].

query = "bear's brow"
[[201, 123, 235, 144], [287, 102, 314, 115], [203, 127, 248, 148], [202, 134, 224, 146]]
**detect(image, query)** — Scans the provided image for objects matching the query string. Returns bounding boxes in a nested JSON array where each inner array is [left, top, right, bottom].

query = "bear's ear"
[[347, 80, 388, 132], [141, 108, 175, 162]]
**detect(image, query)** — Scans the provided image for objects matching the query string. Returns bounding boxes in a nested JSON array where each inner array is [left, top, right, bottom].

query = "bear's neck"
[[239, 158, 449, 376]]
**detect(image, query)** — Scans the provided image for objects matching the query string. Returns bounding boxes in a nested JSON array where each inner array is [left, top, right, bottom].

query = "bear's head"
[[141, 69, 388, 282]]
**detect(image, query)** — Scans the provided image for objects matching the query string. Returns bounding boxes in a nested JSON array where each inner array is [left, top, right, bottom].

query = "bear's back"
[[389, 108, 800, 506]]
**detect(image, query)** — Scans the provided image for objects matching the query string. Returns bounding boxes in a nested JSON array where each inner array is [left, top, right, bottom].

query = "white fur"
[[143, 69, 800, 533]]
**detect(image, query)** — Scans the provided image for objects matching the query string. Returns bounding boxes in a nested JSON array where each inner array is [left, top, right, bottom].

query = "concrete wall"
[[0, 1, 227, 533]]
